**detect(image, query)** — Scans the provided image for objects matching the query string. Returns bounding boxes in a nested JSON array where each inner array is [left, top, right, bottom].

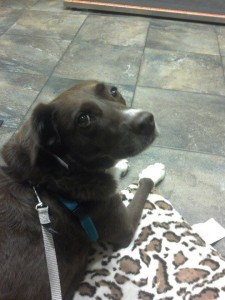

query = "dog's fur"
[[0, 81, 158, 300]]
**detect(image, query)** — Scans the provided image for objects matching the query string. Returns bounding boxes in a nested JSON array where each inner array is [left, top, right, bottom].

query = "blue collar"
[[58, 198, 99, 242]]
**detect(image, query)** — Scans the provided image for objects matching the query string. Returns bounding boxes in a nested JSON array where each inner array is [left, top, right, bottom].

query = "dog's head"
[[31, 81, 157, 170]]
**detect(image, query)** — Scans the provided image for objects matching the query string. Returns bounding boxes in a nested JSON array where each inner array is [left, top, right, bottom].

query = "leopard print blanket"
[[74, 183, 225, 300]]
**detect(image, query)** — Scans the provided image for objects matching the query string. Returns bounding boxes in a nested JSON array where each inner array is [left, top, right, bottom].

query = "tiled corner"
[[0, 8, 22, 34], [0, 34, 70, 75], [7, 10, 88, 40], [76, 14, 149, 47], [138, 48, 225, 95], [0, 71, 47, 128], [133, 86, 225, 156], [54, 41, 143, 85], [147, 19, 219, 55]]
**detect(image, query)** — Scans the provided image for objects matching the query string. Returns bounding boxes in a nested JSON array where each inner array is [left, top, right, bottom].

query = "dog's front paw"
[[115, 159, 129, 178], [139, 163, 165, 185]]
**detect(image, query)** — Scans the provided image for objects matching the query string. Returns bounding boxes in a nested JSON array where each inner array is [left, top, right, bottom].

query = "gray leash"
[[33, 187, 63, 300]]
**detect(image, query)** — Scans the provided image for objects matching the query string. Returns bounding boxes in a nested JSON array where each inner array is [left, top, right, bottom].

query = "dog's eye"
[[77, 114, 91, 128], [110, 87, 118, 97]]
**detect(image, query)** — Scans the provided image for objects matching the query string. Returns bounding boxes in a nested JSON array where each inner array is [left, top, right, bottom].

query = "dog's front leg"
[[126, 163, 166, 238], [98, 163, 165, 248]]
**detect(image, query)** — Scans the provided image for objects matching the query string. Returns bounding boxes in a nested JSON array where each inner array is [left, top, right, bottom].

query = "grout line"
[[151, 144, 225, 158], [213, 25, 225, 87], [131, 17, 151, 107], [135, 84, 225, 99]]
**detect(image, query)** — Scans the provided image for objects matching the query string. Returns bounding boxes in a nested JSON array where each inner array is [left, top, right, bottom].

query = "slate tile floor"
[[0, 0, 225, 256]]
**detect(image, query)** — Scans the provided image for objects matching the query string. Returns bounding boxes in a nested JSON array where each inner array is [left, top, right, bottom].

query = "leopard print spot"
[[175, 268, 209, 283], [177, 287, 187, 296], [78, 282, 96, 297], [145, 238, 162, 252], [132, 278, 148, 287], [153, 222, 170, 230], [153, 254, 173, 294], [139, 249, 151, 266], [97, 280, 123, 299], [173, 251, 188, 268], [200, 258, 220, 271], [211, 269, 225, 282], [163, 231, 181, 242], [189, 247, 196, 251], [133, 225, 155, 249], [190, 287, 220, 300], [182, 232, 206, 247], [114, 273, 129, 284], [90, 268, 110, 278], [175, 221, 192, 230], [155, 200, 173, 210], [144, 201, 156, 210], [102, 253, 120, 266], [138, 291, 154, 300], [119, 255, 141, 274]]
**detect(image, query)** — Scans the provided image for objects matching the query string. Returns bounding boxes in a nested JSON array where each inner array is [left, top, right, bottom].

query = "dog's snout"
[[134, 112, 155, 135]]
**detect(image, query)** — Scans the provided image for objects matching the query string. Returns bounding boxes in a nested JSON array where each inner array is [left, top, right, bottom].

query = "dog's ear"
[[31, 103, 61, 165]]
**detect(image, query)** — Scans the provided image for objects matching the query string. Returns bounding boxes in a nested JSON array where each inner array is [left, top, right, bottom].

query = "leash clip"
[[33, 186, 51, 225], [33, 186, 46, 209]]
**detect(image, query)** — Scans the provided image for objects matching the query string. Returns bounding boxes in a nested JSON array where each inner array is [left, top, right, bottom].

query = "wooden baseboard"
[[64, 0, 225, 24]]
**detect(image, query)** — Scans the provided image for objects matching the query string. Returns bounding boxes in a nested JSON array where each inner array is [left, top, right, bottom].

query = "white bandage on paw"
[[115, 159, 129, 178], [106, 159, 130, 182], [139, 163, 166, 185]]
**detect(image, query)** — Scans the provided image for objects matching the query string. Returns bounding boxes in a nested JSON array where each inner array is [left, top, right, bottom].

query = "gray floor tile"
[[133, 86, 225, 156], [31, 0, 66, 12], [0, 34, 70, 75], [0, 71, 47, 128], [0, 8, 22, 34], [0, 0, 39, 9], [147, 19, 219, 55], [76, 15, 149, 47], [54, 41, 142, 85], [0, 127, 15, 145], [7, 10, 87, 40], [0, 127, 15, 164], [120, 146, 225, 257], [216, 25, 225, 56], [33, 76, 81, 104], [31, 0, 88, 14], [139, 48, 225, 96]]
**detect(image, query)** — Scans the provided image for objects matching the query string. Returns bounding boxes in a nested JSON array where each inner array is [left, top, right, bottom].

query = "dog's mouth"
[[66, 127, 157, 172], [113, 130, 157, 158]]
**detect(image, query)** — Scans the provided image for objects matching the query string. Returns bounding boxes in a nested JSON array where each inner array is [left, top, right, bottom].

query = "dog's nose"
[[134, 112, 155, 135]]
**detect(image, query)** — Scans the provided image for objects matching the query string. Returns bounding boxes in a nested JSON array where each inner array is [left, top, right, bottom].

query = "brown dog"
[[0, 81, 160, 300]]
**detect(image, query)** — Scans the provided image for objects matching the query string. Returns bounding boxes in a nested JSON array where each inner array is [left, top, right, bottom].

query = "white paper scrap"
[[192, 218, 225, 245]]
